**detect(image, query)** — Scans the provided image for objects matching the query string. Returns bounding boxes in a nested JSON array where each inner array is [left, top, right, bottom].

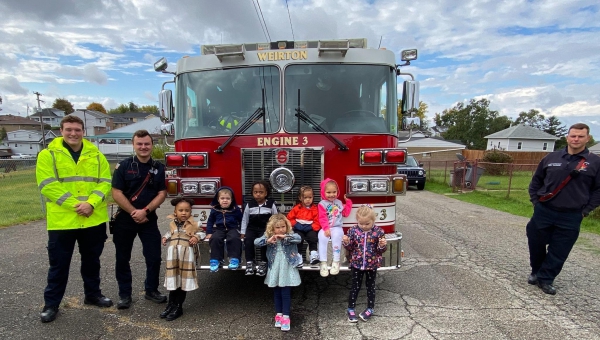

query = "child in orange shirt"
[[287, 185, 320, 266]]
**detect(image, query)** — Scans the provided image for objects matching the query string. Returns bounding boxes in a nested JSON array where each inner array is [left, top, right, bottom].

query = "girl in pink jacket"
[[317, 178, 352, 277]]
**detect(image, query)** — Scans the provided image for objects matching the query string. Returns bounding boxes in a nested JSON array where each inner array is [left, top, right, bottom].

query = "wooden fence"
[[461, 150, 547, 165]]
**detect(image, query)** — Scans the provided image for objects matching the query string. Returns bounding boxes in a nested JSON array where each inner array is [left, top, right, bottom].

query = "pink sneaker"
[[281, 317, 290, 331], [274, 314, 283, 328]]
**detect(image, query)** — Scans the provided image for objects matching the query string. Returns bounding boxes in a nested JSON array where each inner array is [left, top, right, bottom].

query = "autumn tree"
[[87, 102, 107, 114], [52, 98, 74, 115], [434, 98, 511, 149], [108, 104, 129, 114]]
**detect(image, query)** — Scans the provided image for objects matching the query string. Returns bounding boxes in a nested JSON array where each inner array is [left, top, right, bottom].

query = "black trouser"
[[113, 219, 162, 298], [44, 223, 107, 308], [527, 203, 582, 284], [244, 228, 266, 263], [293, 229, 318, 252], [348, 267, 377, 310], [209, 229, 242, 261], [168, 288, 187, 305]]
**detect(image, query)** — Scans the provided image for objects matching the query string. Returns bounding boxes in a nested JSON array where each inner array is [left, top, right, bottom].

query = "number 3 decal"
[[302, 137, 308, 145], [379, 209, 387, 220], [200, 211, 207, 222]]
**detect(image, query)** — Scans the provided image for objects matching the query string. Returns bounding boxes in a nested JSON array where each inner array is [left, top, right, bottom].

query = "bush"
[[482, 150, 514, 175]]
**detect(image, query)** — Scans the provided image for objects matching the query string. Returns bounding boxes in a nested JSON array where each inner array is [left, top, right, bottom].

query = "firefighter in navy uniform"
[[527, 123, 600, 295], [112, 130, 167, 309]]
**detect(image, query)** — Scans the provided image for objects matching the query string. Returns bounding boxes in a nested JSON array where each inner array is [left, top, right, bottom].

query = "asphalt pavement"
[[1, 191, 599, 339]]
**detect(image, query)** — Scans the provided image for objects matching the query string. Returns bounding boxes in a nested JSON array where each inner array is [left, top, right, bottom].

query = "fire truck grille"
[[242, 147, 323, 208]]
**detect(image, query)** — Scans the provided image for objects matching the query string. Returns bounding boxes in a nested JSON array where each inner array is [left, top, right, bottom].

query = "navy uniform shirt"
[[112, 156, 166, 223], [529, 147, 600, 215]]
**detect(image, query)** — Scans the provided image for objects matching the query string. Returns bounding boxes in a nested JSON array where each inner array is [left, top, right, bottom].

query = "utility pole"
[[33, 91, 46, 149]]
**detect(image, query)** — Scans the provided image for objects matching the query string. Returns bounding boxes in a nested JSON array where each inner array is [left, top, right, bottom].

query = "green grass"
[[425, 180, 600, 235]]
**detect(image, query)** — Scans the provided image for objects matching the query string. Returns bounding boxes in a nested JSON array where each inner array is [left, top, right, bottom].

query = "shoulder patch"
[[115, 163, 120, 169]]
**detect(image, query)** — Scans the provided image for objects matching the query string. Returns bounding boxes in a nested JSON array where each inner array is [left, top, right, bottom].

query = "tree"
[[87, 102, 107, 114], [52, 98, 74, 115], [587, 135, 596, 148], [513, 109, 545, 129], [416, 101, 429, 130], [128, 101, 139, 112], [0, 127, 7, 141], [108, 104, 129, 114], [434, 98, 511, 149], [544, 116, 567, 137], [139, 105, 159, 114]]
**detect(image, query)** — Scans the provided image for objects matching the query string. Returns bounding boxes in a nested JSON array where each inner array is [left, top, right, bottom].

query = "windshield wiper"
[[295, 89, 348, 151], [215, 90, 267, 153]]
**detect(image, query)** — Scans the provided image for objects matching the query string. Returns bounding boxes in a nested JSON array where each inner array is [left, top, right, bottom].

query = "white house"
[[399, 132, 466, 161], [29, 108, 65, 128], [484, 124, 558, 152], [590, 143, 600, 155], [5, 129, 57, 155], [71, 110, 114, 136]]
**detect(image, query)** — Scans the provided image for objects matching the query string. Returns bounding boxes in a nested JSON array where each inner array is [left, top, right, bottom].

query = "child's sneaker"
[[281, 316, 290, 331], [319, 261, 329, 277], [309, 250, 319, 265], [245, 261, 255, 275], [274, 314, 283, 328], [359, 308, 374, 321], [256, 261, 267, 276], [209, 259, 220, 272], [330, 261, 340, 275], [228, 258, 240, 270], [347, 308, 358, 323]]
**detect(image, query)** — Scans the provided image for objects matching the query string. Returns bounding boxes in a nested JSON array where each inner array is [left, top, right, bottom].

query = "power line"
[[251, 0, 269, 42], [285, 0, 295, 40], [255, 0, 271, 41]]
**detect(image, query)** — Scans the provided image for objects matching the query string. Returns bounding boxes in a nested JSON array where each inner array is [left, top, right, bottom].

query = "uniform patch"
[[548, 163, 562, 167]]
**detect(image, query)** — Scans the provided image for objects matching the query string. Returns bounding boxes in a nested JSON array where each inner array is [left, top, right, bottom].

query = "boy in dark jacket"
[[205, 187, 243, 272]]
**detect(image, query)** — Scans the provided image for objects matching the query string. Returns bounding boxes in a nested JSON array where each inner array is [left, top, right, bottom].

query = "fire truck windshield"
[[175, 66, 280, 139], [284, 64, 397, 134]]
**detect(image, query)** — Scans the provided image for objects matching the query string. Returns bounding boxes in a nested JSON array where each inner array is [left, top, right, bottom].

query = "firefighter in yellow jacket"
[[36, 115, 113, 323]]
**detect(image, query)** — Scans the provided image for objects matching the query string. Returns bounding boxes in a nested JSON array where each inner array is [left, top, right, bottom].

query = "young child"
[[342, 205, 387, 322], [160, 198, 200, 321], [254, 214, 302, 332], [241, 180, 278, 276], [287, 185, 320, 266], [205, 187, 243, 272], [318, 178, 352, 277]]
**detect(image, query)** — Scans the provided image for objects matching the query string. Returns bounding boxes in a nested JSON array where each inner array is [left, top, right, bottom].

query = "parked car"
[[397, 155, 427, 190], [10, 153, 33, 159]]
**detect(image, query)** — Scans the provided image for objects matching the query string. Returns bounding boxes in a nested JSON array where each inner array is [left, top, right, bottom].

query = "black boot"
[[166, 303, 183, 321], [160, 302, 175, 319]]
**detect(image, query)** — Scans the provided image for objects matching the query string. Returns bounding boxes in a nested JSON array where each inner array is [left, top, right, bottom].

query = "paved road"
[[1, 191, 599, 339]]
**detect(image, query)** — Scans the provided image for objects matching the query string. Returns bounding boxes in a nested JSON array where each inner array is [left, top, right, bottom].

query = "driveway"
[[0, 191, 599, 339]]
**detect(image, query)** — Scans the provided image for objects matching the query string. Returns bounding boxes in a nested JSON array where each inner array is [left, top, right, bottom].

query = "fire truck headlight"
[[370, 180, 388, 192], [350, 180, 369, 192], [200, 182, 217, 195], [182, 182, 199, 194]]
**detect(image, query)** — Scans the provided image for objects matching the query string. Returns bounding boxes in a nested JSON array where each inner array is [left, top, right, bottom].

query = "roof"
[[85, 117, 164, 140], [116, 112, 159, 119], [29, 108, 64, 118], [589, 143, 600, 153], [0, 114, 40, 125], [399, 136, 466, 148], [72, 110, 112, 119], [485, 124, 558, 140]]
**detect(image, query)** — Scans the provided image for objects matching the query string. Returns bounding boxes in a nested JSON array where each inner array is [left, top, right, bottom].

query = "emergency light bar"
[[165, 152, 209, 169], [201, 38, 367, 55], [360, 149, 407, 166]]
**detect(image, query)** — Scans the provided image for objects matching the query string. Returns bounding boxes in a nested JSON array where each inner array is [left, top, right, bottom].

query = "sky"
[[0, 0, 599, 133]]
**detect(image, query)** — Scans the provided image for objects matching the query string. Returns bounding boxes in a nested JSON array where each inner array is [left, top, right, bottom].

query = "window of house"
[[543, 142, 548, 151], [497, 142, 501, 148], [517, 142, 522, 150], [30, 145, 33, 149], [423, 153, 431, 158]]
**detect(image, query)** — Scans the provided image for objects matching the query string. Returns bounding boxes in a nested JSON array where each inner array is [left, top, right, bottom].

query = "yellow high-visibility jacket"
[[36, 137, 111, 230]]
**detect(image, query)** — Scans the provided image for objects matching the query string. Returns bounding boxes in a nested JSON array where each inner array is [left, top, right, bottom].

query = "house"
[[29, 108, 65, 128], [0, 114, 43, 132], [111, 115, 131, 129], [116, 112, 159, 123], [590, 143, 600, 155], [70, 110, 114, 136], [86, 117, 165, 156], [4, 129, 57, 155], [484, 124, 558, 152], [400, 132, 466, 161]]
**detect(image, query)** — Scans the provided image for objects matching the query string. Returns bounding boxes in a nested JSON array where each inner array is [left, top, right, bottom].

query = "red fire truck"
[[153, 38, 420, 271]]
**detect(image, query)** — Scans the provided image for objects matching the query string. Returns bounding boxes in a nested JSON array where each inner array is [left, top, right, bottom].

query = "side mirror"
[[402, 80, 420, 113], [159, 89, 174, 121]]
